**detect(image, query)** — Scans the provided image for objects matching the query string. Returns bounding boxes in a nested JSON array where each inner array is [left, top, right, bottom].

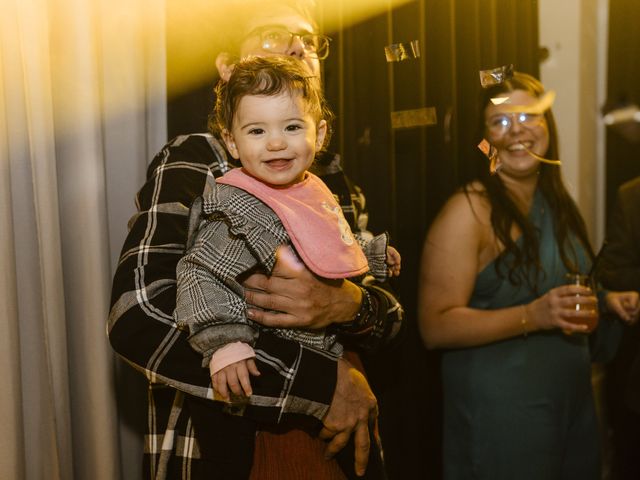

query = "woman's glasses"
[[486, 112, 544, 136]]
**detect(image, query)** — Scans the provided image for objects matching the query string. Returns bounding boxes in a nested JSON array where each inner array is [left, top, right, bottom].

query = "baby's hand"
[[212, 358, 260, 402], [386, 246, 401, 277]]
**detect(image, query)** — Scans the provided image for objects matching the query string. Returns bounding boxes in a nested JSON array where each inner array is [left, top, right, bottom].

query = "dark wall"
[[167, 82, 214, 139], [319, 2, 538, 477], [166, 1, 540, 478], [321, 0, 539, 336]]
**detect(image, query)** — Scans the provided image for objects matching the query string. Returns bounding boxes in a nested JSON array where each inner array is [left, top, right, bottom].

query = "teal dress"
[[442, 190, 617, 479]]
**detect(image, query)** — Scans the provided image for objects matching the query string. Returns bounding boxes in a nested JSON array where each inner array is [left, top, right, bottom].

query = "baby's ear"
[[316, 119, 328, 150], [222, 129, 240, 159]]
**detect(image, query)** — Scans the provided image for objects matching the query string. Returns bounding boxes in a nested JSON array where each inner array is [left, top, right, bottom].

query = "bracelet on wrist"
[[521, 304, 529, 337], [340, 287, 374, 334]]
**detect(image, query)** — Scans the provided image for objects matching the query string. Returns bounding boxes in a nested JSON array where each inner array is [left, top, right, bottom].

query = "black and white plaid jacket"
[[108, 133, 403, 479], [175, 181, 391, 364]]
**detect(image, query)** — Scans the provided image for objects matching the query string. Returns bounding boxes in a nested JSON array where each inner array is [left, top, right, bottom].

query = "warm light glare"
[[165, 0, 413, 95], [2, 0, 410, 137]]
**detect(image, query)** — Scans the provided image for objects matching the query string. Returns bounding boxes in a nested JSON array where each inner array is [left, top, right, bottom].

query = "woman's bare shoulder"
[[440, 181, 491, 223]]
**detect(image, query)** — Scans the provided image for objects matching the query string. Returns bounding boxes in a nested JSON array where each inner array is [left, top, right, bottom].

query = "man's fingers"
[[321, 421, 371, 476], [324, 431, 351, 460], [247, 307, 298, 328], [353, 422, 371, 477], [245, 287, 298, 315], [242, 272, 269, 291], [609, 300, 630, 321], [245, 289, 278, 311], [242, 246, 303, 293], [318, 426, 337, 441]]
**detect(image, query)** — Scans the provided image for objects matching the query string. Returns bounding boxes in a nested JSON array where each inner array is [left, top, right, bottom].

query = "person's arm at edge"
[[598, 182, 640, 292]]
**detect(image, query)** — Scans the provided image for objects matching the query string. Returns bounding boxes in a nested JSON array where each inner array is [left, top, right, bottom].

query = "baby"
[[175, 55, 401, 401]]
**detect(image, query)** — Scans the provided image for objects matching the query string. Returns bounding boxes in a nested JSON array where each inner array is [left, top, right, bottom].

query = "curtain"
[[0, 0, 167, 478]]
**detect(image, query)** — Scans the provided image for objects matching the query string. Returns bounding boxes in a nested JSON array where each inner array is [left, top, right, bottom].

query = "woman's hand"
[[605, 291, 640, 325], [527, 284, 598, 334], [242, 245, 362, 329]]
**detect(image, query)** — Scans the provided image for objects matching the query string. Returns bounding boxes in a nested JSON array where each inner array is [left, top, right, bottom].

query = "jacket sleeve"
[[598, 182, 640, 292], [175, 189, 291, 368], [108, 134, 336, 424], [175, 218, 259, 367]]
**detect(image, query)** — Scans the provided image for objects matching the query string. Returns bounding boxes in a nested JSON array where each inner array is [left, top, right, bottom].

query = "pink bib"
[[217, 168, 369, 279]]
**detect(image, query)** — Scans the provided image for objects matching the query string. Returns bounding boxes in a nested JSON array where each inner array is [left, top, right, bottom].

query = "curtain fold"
[[0, 35, 26, 477], [2, 1, 73, 477], [0, 0, 167, 478]]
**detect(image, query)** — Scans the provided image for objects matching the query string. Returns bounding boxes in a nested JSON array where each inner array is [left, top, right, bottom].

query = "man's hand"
[[243, 245, 362, 329], [318, 357, 378, 477], [606, 291, 640, 324]]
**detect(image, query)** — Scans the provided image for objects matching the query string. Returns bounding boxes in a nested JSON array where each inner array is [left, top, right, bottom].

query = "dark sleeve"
[[598, 182, 640, 291], [320, 168, 405, 351], [592, 181, 640, 364], [107, 134, 337, 424]]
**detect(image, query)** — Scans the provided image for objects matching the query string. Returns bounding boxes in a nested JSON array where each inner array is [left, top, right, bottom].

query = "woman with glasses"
[[418, 70, 639, 479], [108, 1, 403, 479]]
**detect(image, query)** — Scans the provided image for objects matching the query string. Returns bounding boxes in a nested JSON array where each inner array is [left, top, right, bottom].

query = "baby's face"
[[223, 91, 326, 188]]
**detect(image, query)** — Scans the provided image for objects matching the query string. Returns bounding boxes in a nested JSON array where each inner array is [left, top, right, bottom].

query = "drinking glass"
[[565, 273, 599, 332]]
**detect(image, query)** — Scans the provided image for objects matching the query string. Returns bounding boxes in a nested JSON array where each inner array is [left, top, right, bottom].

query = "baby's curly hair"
[[211, 55, 333, 150]]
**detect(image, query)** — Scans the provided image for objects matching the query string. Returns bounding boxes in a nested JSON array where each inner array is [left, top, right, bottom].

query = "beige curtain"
[[0, 0, 166, 478]]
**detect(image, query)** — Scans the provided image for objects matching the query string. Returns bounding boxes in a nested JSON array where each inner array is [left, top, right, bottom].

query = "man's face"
[[236, 8, 322, 80]]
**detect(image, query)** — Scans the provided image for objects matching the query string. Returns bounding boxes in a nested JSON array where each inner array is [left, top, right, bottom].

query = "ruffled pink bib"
[[217, 168, 369, 278]]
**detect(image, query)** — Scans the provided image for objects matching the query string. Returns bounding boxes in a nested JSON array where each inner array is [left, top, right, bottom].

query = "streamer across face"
[[484, 90, 551, 178]]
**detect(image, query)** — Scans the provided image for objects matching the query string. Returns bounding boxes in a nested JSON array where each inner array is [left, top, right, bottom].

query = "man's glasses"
[[486, 112, 544, 136], [248, 26, 332, 60]]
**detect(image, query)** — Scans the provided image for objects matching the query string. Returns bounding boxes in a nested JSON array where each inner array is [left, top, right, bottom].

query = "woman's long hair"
[[471, 71, 593, 292]]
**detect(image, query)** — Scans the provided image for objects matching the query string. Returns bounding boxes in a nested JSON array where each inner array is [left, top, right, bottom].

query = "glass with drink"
[[565, 272, 599, 332]]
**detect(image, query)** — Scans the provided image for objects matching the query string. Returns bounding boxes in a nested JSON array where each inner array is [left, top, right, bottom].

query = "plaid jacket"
[[175, 181, 391, 364], [108, 133, 403, 479]]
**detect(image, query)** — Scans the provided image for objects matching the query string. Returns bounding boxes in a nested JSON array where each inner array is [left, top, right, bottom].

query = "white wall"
[[538, 0, 608, 247]]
